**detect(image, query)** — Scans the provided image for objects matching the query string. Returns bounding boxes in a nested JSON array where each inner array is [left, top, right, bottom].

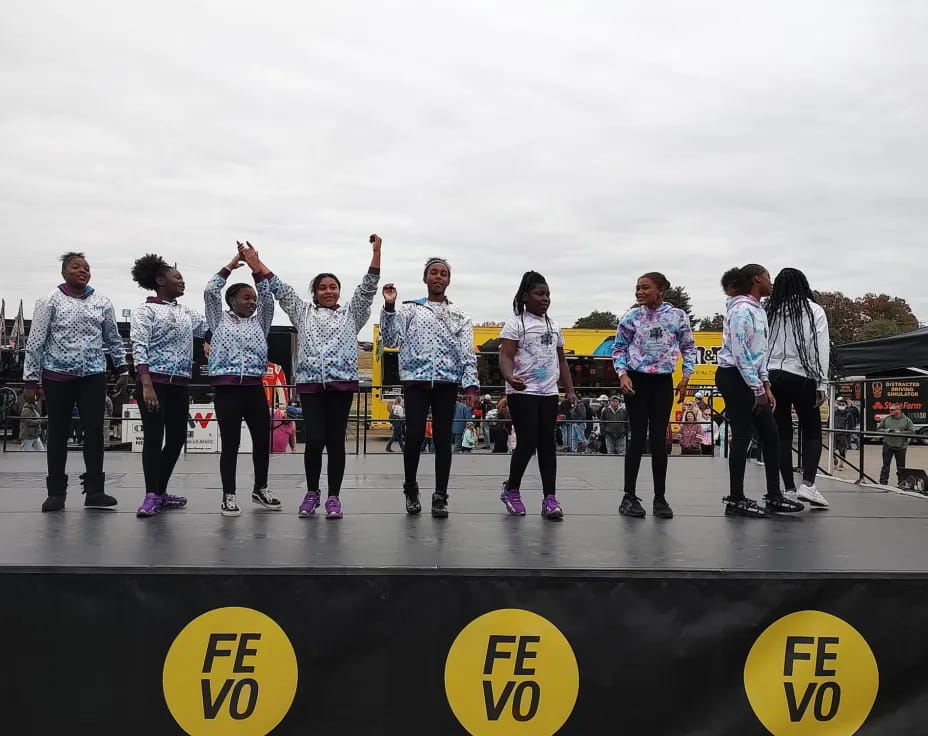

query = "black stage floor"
[[2, 452, 927, 735], [0, 452, 925, 574]]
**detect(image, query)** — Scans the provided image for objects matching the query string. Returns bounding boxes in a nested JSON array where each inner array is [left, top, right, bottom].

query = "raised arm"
[[240, 243, 308, 327], [205, 254, 245, 330], [348, 234, 382, 333], [380, 283, 400, 348]]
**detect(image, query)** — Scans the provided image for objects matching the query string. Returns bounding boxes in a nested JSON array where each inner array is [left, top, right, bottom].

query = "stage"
[[1, 451, 926, 735]]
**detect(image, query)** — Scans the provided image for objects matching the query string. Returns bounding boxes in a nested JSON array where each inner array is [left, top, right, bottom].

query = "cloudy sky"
[[2, 1, 927, 336]]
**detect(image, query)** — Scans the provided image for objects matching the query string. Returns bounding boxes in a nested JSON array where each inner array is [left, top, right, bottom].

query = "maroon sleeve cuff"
[[383, 303, 396, 313], [204, 330, 213, 343], [25, 380, 38, 389], [254, 271, 272, 283], [219, 267, 232, 279], [135, 364, 150, 376], [368, 267, 381, 275], [464, 386, 479, 398]]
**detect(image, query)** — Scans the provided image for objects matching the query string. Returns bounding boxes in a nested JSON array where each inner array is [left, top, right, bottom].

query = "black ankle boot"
[[431, 492, 448, 518], [403, 482, 421, 515], [80, 473, 118, 510], [43, 475, 67, 512]]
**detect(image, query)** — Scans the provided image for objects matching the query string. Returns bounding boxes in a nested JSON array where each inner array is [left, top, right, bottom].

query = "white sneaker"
[[797, 484, 829, 508], [221, 493, 242, 517], [784, 489, 800, 503]]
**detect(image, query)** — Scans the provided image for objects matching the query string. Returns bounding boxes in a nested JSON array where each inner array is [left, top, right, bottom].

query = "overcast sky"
[[2, 1, 927, 337]]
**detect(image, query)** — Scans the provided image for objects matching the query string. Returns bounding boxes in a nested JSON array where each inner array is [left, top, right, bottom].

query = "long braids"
[[765, 267, 823, 379], [513, 270, 553, 339]]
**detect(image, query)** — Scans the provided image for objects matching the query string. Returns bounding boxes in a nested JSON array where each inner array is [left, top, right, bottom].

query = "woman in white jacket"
[[766, 268, 831, 508]]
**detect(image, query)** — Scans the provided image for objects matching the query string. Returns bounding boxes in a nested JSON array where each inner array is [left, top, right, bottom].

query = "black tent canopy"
[[836, 327, 928, 375]]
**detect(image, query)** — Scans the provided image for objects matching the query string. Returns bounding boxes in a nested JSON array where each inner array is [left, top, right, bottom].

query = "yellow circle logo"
[[744, 610, 878, 735], [444, 608, 579, 735], [163, 607, 298, 736]]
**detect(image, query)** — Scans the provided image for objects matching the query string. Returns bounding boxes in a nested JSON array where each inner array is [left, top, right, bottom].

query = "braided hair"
[[225, 283, 254, 309], [131, 254, 173, 291], [512, 270, 554, 339], [765, 267, 824, 379]]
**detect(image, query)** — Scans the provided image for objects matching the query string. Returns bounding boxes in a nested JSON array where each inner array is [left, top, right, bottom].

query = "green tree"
[[573, 310, 620, 329], [697, 313, 724, 331], [815, 291, 858, 345], [856, 293, 918, 338], [663, 285, 695, 326], [817, 291, 919, 344]]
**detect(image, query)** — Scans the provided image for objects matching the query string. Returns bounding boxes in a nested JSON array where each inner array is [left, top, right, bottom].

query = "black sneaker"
[[764, 493, 805, 513], [404, 482, 421, 515], [619, 494, 646, 518], [252, 486, 282, 510], [42, 495, 66, 513], [221, 494, 242, 517], [84, 492, 118, 509], [723, 496, 770, 518], [653, 496, 674, 519], [431, 493, 449, 518]]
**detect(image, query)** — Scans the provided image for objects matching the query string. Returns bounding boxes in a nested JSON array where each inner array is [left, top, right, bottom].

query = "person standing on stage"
[[380, 257, 479, 518], [497, 271, 576, 519], [204, 244, 280, 517], [611, 272, 696, 519], [716, 265, 805, 518], [24, 252, 129, 511], [255, 235, 380, 519], [131, 254, 208, 518], [766, 267, 831, 508]]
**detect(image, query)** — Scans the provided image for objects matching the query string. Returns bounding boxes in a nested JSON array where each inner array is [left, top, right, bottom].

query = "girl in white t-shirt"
[[498, 271, 577, 519]]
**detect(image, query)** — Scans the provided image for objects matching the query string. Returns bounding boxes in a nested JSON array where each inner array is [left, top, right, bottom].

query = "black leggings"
[[402, 382, 457, 497], [716, 367, 780, 499], [770, 370, 821, 488], [44, 374, 107, 489], [300, 391, 354, 497], [506, 394, 559, 495], [214, 385, 270, 495], [136, 382, 189, 494], [623, 371, 674, 496]]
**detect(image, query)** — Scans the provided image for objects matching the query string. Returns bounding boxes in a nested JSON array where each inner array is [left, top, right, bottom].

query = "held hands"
[[237, 241, 262, 273], [382, 283, 397, 306]]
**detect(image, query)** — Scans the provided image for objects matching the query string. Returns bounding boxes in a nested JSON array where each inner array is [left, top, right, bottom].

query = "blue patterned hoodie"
[[718, 295, 769, 395], [612, 303, 696, 377], [24, 285, 127, 386], [268, 269, 379, 392], [205, 269, 274, 384], [380, 298, 479, 389], [131, 298, 209, 383]]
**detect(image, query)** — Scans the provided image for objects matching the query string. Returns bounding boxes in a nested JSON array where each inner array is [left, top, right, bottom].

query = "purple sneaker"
[[325, 496, 343, 519], [161, 493, 187, 509], [136, 492, 162, 518], [299, 490, 321, 517], [500, 483, 526, 516], [541, 494, 563, 520]]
